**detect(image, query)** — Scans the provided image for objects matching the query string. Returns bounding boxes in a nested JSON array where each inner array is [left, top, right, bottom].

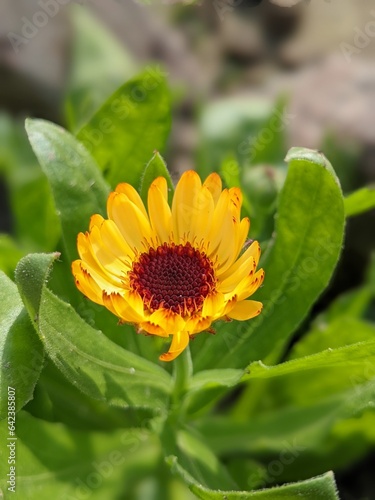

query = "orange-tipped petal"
[[159, 330, 190, 362], [227, 300, 263, 320]]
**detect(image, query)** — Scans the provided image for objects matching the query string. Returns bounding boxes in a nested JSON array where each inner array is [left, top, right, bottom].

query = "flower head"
[[72, 171, 264, 361]]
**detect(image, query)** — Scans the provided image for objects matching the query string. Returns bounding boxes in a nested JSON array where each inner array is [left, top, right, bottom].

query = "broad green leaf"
[[195, 378, 375, 460], [344, 185, 375, 217], [183, 369, 242, 415], [27, 361, 152, 431], [161, 426, 237, 491], [0, 272, 43, 419], [0, 411, 160, 499], [140, 151, 174, 205], [195, 148, 345, 370], [261, 316, 375, 408], [187, 317, 375, 413], [226, 458, 268, 491], [243, 322, 375, 382], [167, 456, 339, 499], [290, 316, 375, 360], [15, 253, 172, 411], [25, 118, 110, 263], [0, 114, 60, 251], [77, 68, 171, 189], [189, 369, 243, 392]]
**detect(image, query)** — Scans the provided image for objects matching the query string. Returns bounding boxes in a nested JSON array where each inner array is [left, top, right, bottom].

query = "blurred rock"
[[219, 14, 264, 61], [287, 57, 375, 148], [279, 0, 372, 65], [90, 0, 210, 94], [270, 0, 304, 6]]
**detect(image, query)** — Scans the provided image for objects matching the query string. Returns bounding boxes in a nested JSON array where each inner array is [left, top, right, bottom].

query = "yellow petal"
[[148, 178, 173, 243], [233, 217, 250, 263], [209, 188, 248, 272], [172, 170, 202, 243], [72, 260, 103, 305], [76, 260, 123, 293], [218, 256, 255, 294], [147, 308, 186, 333], [89, 225, 130, 280], [115, 182, 148, 219], [189, 186, 215, 245], [207, 208, 237, 273], [159, 330, 190, 362], [107, 193, 155, 252], [203, 172, 222, 205], [99, 219, 135, 262], [184, 315, 212, 335], [89, 213, 105, 230], [219, 241, 260, 281], [202, 291, 225, 318], [150, 176, 169, 200], [105, 291, 145, 323], [77, 233, 109, 281], [229, 268, 265, 302], [228, 187, 242, 220], [77, 231, 124, 289], [140, 320, 169, 337], [227, 300, 263, 320]]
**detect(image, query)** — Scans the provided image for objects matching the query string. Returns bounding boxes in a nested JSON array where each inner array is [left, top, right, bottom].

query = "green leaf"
[[177, 429, 237, 490], [167, 456, 339, 499], [15, 253, 57, 315], [0, 272, 43, 419], [0, 411, 160, 499], [0, 234, 24, 277], [195, 378, 375, 460], [25, 119, 110, 262], [0, 115, 60, 252], [187, 318, 375, 413], [161, 427, 237, 491], [28, 361, 152, 431], [15, 253, 172, 411], [344, 185, 375, 217], [262, 315, 375, 408], [189, 369, 243, 392], [77, 68, 171, 189], [182, 369, 243, 415], [195, 148, 345, 370], [140, 151, 174, 205], [243, 322, 375, 382]]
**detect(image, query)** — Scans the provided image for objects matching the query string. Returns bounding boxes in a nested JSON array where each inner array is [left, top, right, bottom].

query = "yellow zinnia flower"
[[72, 170, 264, 362]]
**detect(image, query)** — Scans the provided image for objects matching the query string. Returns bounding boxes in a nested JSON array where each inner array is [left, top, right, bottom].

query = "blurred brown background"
[[1, 0, 375, 172]]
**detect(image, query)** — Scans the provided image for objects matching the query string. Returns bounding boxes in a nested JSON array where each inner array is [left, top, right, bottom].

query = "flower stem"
[[172, 346, 192, 407]]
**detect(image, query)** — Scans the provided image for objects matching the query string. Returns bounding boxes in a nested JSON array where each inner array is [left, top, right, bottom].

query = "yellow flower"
[[72, 171, 264, 362]]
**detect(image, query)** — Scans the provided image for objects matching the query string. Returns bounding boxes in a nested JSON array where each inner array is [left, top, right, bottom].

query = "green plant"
[[1, 70, 375, 500]]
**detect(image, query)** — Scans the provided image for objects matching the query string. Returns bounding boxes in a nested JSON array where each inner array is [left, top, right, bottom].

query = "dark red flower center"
[[128, 242, 216, 315]]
